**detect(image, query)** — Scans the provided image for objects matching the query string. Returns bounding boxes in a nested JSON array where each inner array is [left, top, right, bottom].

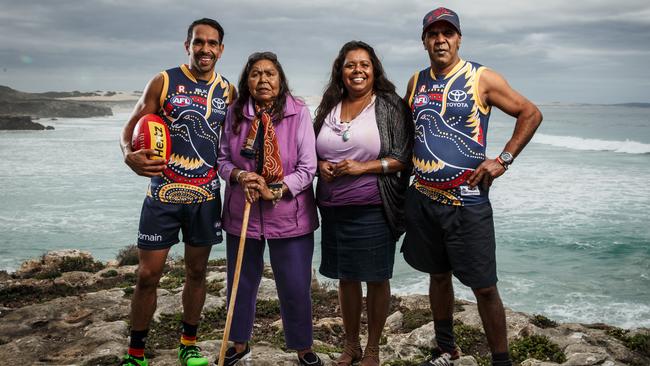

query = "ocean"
[[1, 104, 648, 329]]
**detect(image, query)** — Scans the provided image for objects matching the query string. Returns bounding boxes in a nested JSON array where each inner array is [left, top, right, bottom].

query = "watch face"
[[500, 152, 514, 164]]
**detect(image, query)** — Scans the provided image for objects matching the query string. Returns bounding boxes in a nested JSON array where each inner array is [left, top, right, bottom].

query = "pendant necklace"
[[342, 126, 352, 142], [340, 94, 372, 142]]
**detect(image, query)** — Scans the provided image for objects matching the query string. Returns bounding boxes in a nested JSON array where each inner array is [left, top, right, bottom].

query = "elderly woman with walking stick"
[[215, 51, 321, 366]]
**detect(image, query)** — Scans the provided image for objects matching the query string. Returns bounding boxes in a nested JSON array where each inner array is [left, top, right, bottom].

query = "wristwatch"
[[497, 151, 514, 170]]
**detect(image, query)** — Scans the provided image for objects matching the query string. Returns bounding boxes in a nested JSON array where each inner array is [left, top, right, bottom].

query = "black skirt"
[[318, 205, 396, 282]]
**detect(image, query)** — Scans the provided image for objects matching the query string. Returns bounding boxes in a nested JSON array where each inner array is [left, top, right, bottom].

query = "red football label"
[[131, 114, 171, 160]]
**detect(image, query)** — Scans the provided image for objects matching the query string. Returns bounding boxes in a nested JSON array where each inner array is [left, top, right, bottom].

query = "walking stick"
[[218, 201, 252, 366]]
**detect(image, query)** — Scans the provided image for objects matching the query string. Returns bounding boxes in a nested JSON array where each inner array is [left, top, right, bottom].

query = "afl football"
[[131, 114, 171, 160]]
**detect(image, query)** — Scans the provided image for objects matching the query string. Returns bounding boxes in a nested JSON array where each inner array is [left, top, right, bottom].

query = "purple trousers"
[[225, 232, 314, 350]]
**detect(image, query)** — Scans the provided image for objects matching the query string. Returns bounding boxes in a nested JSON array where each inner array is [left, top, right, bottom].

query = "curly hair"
[[313, 41, 396, 134], [231, 51, 291, 133]]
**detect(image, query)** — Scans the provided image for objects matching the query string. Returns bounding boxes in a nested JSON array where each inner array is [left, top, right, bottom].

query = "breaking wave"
[[533, 134, 650, 154]]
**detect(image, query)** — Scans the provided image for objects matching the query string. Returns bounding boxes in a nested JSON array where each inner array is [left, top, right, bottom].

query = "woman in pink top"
[[314, 41, 413, 366]]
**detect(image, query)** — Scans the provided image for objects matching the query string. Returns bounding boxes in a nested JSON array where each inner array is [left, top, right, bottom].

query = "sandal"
[[359, 345, 380, 366], [336, 340, 362, 366]]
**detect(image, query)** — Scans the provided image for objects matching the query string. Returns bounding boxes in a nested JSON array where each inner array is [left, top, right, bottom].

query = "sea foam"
[[533, 133, 650, 154]]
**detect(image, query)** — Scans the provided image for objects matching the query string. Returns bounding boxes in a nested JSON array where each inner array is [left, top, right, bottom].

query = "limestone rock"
[[385, 310, 403, 332], [257, 277, 279, 300], [399, 294, 430, 310], [520, 359, 560, 366], [15, 249, 98, 279], [2, 252, 649, 366]]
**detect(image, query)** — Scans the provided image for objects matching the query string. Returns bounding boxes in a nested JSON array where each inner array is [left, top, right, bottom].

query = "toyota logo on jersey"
[[448, 90, 467, 102], [212, 97, 226, 110]]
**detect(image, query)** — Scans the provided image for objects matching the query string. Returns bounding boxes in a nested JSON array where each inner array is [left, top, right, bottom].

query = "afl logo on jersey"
[[448, 90, 467, 102], [212, 97, 226, 110], [171, 95, 192, 107], [414, 94, 430, 107]]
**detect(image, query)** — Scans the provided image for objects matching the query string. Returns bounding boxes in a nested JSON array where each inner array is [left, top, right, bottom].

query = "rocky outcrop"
[[0, 85, 113, 118], [0, 115, 53, 130], [0, 250, 648, 365]]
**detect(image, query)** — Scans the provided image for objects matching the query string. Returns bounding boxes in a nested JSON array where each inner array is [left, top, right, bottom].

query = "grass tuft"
[[509, 334, 566, 364]]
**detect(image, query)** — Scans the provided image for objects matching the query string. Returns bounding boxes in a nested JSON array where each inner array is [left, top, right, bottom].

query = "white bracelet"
[[235, 170, 247, 184], [380, 158, 389, 174]]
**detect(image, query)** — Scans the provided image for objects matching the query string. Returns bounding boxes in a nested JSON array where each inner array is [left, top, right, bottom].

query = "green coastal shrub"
[[207, 258, 227, 266], [605, 327, 650, 357], [206, 279, 224, 295], [454, 322, 490, 361], [256, 299, 281, 318], [531, 314, 558, 328], [510, 334, 566, 364], [625, 333, 650, 356], [402, 308, 432, 332], [605, 326, 628, 339], [122, 286, 134, 297], [312, 343, 343, 356], [159, 267, 185, 290], [198, 306, 226, 340], [147, 313, 183, 355], [34, 269, 62, 279], [116, 245, 139, 266], [100, 269, 118, 278], [58, 256, 104, 273]]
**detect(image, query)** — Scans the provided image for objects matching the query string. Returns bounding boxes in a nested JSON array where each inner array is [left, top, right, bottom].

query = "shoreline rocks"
[[0, 250, 648, 365], [0, 115, 54, 130]]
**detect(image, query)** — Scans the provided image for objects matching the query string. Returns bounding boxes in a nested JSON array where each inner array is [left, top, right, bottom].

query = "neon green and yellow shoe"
[[178, 344, 209, 366], [119, 354, 148, 366]]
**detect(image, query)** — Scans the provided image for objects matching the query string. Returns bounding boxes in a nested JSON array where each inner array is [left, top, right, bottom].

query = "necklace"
[[339, 93, 373, 142]]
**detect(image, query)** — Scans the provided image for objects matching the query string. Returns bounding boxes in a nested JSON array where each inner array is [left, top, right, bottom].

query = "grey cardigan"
[[374, 92, 414, 240]]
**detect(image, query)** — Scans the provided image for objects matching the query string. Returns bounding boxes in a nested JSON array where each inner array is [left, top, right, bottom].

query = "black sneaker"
[[298, 351, 323, 366], [419, 347, 460, 366], [215, 343, 251, 366]]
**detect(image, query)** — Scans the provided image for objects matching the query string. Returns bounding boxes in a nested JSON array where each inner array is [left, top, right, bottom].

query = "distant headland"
[[0, 85, 139, 130]]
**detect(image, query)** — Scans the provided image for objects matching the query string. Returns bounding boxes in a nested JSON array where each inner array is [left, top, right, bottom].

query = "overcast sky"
[[1, 0, 649, 104]]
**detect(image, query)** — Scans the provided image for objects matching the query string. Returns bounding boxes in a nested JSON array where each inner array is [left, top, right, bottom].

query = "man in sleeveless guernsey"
[[402, 8, 543, 366], [119, 18, 235, 366]]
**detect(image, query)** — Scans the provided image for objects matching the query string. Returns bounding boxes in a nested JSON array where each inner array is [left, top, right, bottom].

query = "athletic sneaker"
[[298, 351, 323, 366], [119, 354, 148, 366], [178, 344, 209, 366], [419, 347, 460, 366], [215, 343, 251, 366]]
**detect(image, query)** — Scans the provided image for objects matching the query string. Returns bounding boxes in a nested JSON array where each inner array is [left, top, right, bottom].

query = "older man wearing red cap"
[[402, 7, 543, 366]]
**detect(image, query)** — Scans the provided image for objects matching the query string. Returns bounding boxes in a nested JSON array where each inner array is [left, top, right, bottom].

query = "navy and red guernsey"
[[148, 64, 233, 204], [408, 60, 492, 206]]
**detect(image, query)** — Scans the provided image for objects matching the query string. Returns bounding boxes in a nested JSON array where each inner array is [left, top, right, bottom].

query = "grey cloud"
[[0, 0, 648, 103]]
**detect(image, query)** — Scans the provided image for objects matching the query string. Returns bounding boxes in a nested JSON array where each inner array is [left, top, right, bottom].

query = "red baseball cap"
[[422, 7, 461, 38]]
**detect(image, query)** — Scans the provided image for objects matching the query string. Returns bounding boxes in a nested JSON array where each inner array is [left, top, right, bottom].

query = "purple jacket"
[[218, 95, 319, 239]]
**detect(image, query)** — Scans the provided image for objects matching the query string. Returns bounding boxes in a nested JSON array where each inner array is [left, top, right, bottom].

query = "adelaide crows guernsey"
[[408, 60, 491, 206], [148, 64, 233, 204]]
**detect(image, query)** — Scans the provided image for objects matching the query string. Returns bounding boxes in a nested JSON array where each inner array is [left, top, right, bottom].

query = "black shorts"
[[137, 196, 223, 250], [402, 186, 497, 289]]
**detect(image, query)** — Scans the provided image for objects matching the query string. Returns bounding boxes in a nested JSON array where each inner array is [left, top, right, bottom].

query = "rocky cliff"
[[0, 249, 648, 366]]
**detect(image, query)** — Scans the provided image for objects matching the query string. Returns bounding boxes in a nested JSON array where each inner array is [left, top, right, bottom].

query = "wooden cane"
[[218, 201, 252, 366]]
